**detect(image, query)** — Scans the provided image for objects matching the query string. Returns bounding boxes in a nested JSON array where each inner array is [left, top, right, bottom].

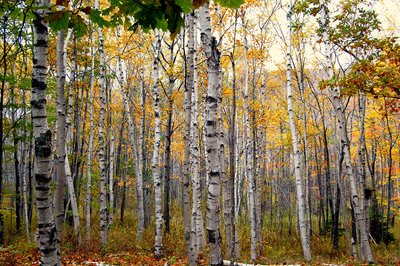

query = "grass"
[[1, 199, 400, 265]]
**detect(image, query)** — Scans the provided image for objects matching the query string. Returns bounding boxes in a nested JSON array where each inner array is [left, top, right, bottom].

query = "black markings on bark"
[[31, 100, 47, 110], [36, 186, 50, 192], [207, 96, 217, 103], [32, 79, 47, 91], [209, 171, 219, 177], [35, 39, 48, 47], [35, 174, 51, 183], [207, 229, 221, 244], [207, 120, 215, 126], [38, 222, 53, 229], [34, 130, 52, 157], [33, 17, 47, 34]]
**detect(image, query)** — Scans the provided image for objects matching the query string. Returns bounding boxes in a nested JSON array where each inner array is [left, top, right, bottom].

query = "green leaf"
[[175, 0, 193, 13], [49, 11, 70, 31], [89, 9, 110, 28], [217, 0, 244, 9], [70, 14, 88, 38], [156, 17, 168, 31]]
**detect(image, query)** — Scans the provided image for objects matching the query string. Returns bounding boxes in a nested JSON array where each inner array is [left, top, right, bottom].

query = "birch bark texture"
[[32, 0, 60, 264], [184, 13, 194, 265], [187, 10, 198, 266], [320, 0, 373, 263], [95, 0, 108, 246], [241, 13, 258, 262], [55, 29, 66, 241], [85, 25, 95, 244], [199, 4, 223, 265], [152, 32, 163, 258], [286, 1, 311, 261]]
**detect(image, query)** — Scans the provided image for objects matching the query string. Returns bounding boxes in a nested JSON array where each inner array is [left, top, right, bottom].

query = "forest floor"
[[1, 213, 399, 265], [1, 242, 400, 265]]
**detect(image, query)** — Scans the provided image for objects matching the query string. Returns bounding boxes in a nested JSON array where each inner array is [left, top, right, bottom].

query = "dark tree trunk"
[[163, 101, 173, 233], [120, 143, 127, 224], [0, 16, 7, 244]]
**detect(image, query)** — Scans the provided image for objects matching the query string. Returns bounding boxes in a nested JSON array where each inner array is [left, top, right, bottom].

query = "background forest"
[[0, 0, 399, 265]]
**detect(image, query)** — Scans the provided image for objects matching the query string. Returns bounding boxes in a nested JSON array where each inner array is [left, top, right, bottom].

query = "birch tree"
[[54, 27, 66, 243], [32, 0, 60, 264], [286, 1, 311, 261], [96, 0, 108, 246], [85, 25, 95, 244], [320, 0, 373, 262], [152, 32, 163, 258], [199, 3, 223, 265], [184, 12, 194, 265], [241, 12, 258, 262]]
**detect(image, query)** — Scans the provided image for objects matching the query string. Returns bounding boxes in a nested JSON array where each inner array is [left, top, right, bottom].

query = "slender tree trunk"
[[188, 10, 199, 265], [241, 14, 258, 262], [120, 63, 144, 238], [65, 149, 81, 245], [62, 35, 81, 246], [0, 14, 6, 245], [163, 38, 175, 233], [85, 25, 95, 245], [11, 80, 21, 233], [384, 99, 394, 244], [298, 66, 312, 240], [286, 2, 311, 261], [137, 70, 145, 237], [358, 93, 369, 236], [189, 13, 199, 263], [108, 133, 115, 226], [321, 1, 373, 262], [55, 28, 66, 248], [21, 87, 30, 239], [184, 13, 194, 265], [199, 4, 223, 265], [152, 32, 163, 258], [120, 144, 127, 224], [227, 11, 238, 264], [32, 1, 60, 263], [96, 0, 108, 246]]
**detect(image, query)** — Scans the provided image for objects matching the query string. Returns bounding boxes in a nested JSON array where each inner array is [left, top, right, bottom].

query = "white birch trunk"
[[199, 4, 223, 265], [241, 16, 258, 262], [55, 29, 67, 244], [320, 1, 373, 262], [96, 0, 108, 246], [108, 131, 115, 227], [32, 0, 60, 264], [188, 11, 198, 266], [137, 70, 145, 237], [64, 149, 81, 245], [152, 32, 163, 258], [21, 121, 30, 239], [234, 124, 241, 259], [63, 35, 81, 247], [85, 25, 95, 245], [184, 14, 194, 264], [286, 2, 311, 261], [357, 93, 368, 235], [193, 12, 206, 252]]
